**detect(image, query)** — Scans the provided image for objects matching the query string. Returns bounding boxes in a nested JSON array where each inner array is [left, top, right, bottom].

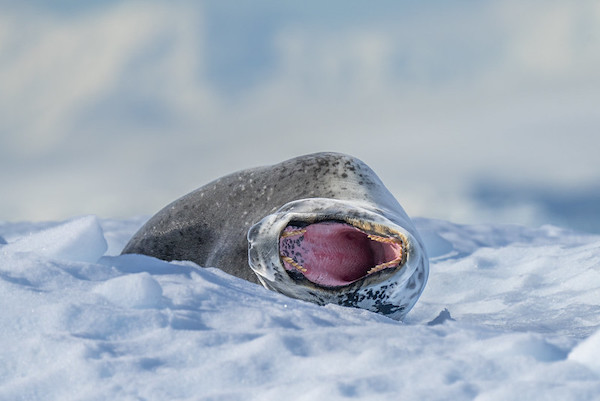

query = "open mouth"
[[279, 221, 404, 287]]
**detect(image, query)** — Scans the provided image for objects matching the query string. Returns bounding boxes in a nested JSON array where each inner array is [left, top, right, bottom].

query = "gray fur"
[[122, 152, 429, 320]]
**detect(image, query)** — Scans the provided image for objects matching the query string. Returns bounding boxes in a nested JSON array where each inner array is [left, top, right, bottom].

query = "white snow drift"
[[0, 215, 599, 400]]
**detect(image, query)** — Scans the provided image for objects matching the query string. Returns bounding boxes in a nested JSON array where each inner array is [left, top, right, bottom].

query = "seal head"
[[248, 198, 427, 320]]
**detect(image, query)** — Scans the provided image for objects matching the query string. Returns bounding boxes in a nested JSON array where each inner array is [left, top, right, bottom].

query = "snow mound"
[[2, 215, 107, 263], [1, 216, 599, 400], [94, 271, 164, 309], [569, 329, 600, 375]]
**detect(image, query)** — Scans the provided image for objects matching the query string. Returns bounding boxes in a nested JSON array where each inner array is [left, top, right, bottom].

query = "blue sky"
[[1, 0, 599, 231]]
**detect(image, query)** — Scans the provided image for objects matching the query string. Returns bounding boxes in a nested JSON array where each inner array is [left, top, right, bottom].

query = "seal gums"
[[279, 221, 405, 287]]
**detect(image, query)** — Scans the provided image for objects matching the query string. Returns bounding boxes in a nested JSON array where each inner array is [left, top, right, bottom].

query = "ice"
[[426, 308, 455, 326], [1, 216, 600, 400]]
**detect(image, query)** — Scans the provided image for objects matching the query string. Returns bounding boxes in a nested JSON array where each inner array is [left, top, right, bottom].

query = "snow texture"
[[0, 215, 599, 400]]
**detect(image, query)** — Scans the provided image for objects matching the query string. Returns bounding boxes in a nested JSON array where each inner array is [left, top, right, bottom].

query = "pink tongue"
[[279, 222, 378, 286]]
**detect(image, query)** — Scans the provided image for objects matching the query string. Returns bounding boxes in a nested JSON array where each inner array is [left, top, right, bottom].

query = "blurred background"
[[1, 0, 599, 232]]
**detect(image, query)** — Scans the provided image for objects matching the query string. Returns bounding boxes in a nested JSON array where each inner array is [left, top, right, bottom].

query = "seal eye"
[[279, 221, 404, 287]]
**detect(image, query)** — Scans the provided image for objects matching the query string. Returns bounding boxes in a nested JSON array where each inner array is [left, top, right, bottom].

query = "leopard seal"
[[121, 152, 428, 320]]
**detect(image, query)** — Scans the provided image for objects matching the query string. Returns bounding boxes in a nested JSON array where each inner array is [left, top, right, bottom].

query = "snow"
[[2, 215, 107, 263], [94, 273, 164, 309], [570, 330, 600, 375], [1, 216, 599, 400]]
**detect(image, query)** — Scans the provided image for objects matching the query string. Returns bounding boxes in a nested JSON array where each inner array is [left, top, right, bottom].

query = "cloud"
[[494, 0, 600, 81], [0, 2, 212, 158]]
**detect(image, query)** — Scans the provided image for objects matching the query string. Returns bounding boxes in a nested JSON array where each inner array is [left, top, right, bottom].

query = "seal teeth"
[[367, 234, 402, 244], [281, 255, 307, 272], [281, 229, 307, 238], [366, 257, 403, 275]]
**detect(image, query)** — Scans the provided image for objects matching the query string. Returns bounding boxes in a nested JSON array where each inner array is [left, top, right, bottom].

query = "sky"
[[1, 0, 599, 231]]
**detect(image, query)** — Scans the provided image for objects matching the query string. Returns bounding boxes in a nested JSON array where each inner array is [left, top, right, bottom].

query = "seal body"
[[122, 152, 428, 320]]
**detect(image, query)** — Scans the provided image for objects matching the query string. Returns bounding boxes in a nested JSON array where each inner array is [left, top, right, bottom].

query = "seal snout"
[[279, 221, 404, 287]]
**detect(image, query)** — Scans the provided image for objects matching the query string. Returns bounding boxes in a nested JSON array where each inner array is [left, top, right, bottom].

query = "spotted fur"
[[122, 152, 429, 321]]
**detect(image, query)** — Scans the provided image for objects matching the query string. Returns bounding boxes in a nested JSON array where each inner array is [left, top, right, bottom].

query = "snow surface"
[[1, 216, 599, 400]]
